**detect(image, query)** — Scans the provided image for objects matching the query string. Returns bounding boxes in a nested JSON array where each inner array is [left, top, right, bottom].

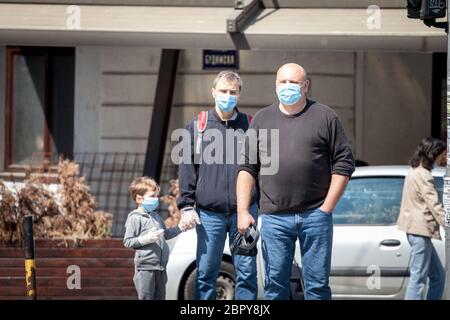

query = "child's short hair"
[[128, 176, 160, 203]]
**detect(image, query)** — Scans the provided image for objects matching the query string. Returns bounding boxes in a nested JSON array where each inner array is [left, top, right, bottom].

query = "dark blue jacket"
[[177, 108, 258, 214]]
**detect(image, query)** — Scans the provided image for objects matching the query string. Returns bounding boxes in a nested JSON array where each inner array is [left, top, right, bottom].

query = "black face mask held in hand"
[[230, 224, 260, 256]]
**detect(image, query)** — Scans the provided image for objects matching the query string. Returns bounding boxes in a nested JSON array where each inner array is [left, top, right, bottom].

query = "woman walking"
[[397, 137, 447, 300]]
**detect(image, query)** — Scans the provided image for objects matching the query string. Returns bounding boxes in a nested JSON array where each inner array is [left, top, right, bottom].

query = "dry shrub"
[[56, 159, 113, 240], [161, 179, 181, 228], [18, 175, 61, 240], [0, 181, 22, 243], [0, 158, 112, 244]]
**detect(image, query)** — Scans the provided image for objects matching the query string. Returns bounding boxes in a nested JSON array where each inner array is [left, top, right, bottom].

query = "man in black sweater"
[[237, 63, 355, 300]]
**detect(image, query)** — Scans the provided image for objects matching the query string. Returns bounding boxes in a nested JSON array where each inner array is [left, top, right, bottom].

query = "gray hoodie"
[[123, 209, 182, 270]]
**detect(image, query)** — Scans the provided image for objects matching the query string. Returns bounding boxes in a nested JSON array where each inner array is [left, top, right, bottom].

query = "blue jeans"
[[261, 208, 333, 300], [195, 204, 258, 300], [405, 234, 445, 300]]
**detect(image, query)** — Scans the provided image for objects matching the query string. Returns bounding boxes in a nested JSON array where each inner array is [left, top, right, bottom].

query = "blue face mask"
[[277, 83, 302, 106], [141, 197, 159, 213], [215, 94, 237, 113]]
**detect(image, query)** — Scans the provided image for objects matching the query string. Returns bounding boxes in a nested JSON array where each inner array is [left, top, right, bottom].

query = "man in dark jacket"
[[237, 63, 355, 300], [177, 70, 258, 300]]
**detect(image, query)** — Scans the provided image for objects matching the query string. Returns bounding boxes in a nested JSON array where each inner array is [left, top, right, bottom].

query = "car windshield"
[[333, 175, 444, 225]]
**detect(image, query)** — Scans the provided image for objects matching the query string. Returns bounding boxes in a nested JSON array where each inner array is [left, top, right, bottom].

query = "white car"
[[166, 166, 446, 300]]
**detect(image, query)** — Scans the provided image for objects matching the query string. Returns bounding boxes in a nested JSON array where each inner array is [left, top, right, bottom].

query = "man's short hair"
[[213, 70, 243, 92], [128, 176, 160, 202]]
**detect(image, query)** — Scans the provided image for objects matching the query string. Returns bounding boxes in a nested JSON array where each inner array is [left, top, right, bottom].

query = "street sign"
[[203, 50, 239, 70]]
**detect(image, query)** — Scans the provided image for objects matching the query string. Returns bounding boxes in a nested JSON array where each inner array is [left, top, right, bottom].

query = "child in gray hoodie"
[[123, 176, 194, 300]]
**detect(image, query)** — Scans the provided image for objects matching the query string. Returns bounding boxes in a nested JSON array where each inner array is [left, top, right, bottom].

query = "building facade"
[[0, 0, 446, 235]]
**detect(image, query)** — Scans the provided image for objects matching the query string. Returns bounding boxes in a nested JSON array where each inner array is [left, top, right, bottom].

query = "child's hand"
[[138, 227, 164, 245]]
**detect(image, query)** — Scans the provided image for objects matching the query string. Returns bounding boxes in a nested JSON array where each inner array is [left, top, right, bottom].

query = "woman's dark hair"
[[410, 137, 446, 170]]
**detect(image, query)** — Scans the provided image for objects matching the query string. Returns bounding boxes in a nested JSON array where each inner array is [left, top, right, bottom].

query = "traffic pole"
[[23, 215, 37, 300]]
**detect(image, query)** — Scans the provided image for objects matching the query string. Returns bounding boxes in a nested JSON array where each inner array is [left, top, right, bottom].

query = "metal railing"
[[73, 152, 146, 237]]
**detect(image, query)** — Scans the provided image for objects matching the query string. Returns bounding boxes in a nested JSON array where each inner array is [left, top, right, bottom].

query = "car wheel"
[[183, 261, 236, 300]]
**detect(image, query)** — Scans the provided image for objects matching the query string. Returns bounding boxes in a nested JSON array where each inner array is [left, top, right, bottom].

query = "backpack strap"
[[247, 114, 253, 125], [195, 111, 208, 162], [197, 111, 208, 133]]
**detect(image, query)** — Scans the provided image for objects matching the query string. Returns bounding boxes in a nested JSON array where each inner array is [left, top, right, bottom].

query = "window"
[[5, 47, 75, 168], [334, 177, 405, 225]]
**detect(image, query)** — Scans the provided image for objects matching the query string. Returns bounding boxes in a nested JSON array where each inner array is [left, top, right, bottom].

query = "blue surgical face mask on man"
[[141, 197, 159, 213], [215, 94, 237, 113], [277, 82, 302, 106]]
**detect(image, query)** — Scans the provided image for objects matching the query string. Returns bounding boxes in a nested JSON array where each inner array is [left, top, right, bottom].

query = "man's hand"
[[188, 208, 201, 225], [179, 219, 194, 232], [238, 210, 255, 234], [179, 206, 201, 231], [237, 171, 257, 234]]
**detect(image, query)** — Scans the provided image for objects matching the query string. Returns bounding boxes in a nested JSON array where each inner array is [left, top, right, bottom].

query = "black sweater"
[[237, 100, 355, 214]]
